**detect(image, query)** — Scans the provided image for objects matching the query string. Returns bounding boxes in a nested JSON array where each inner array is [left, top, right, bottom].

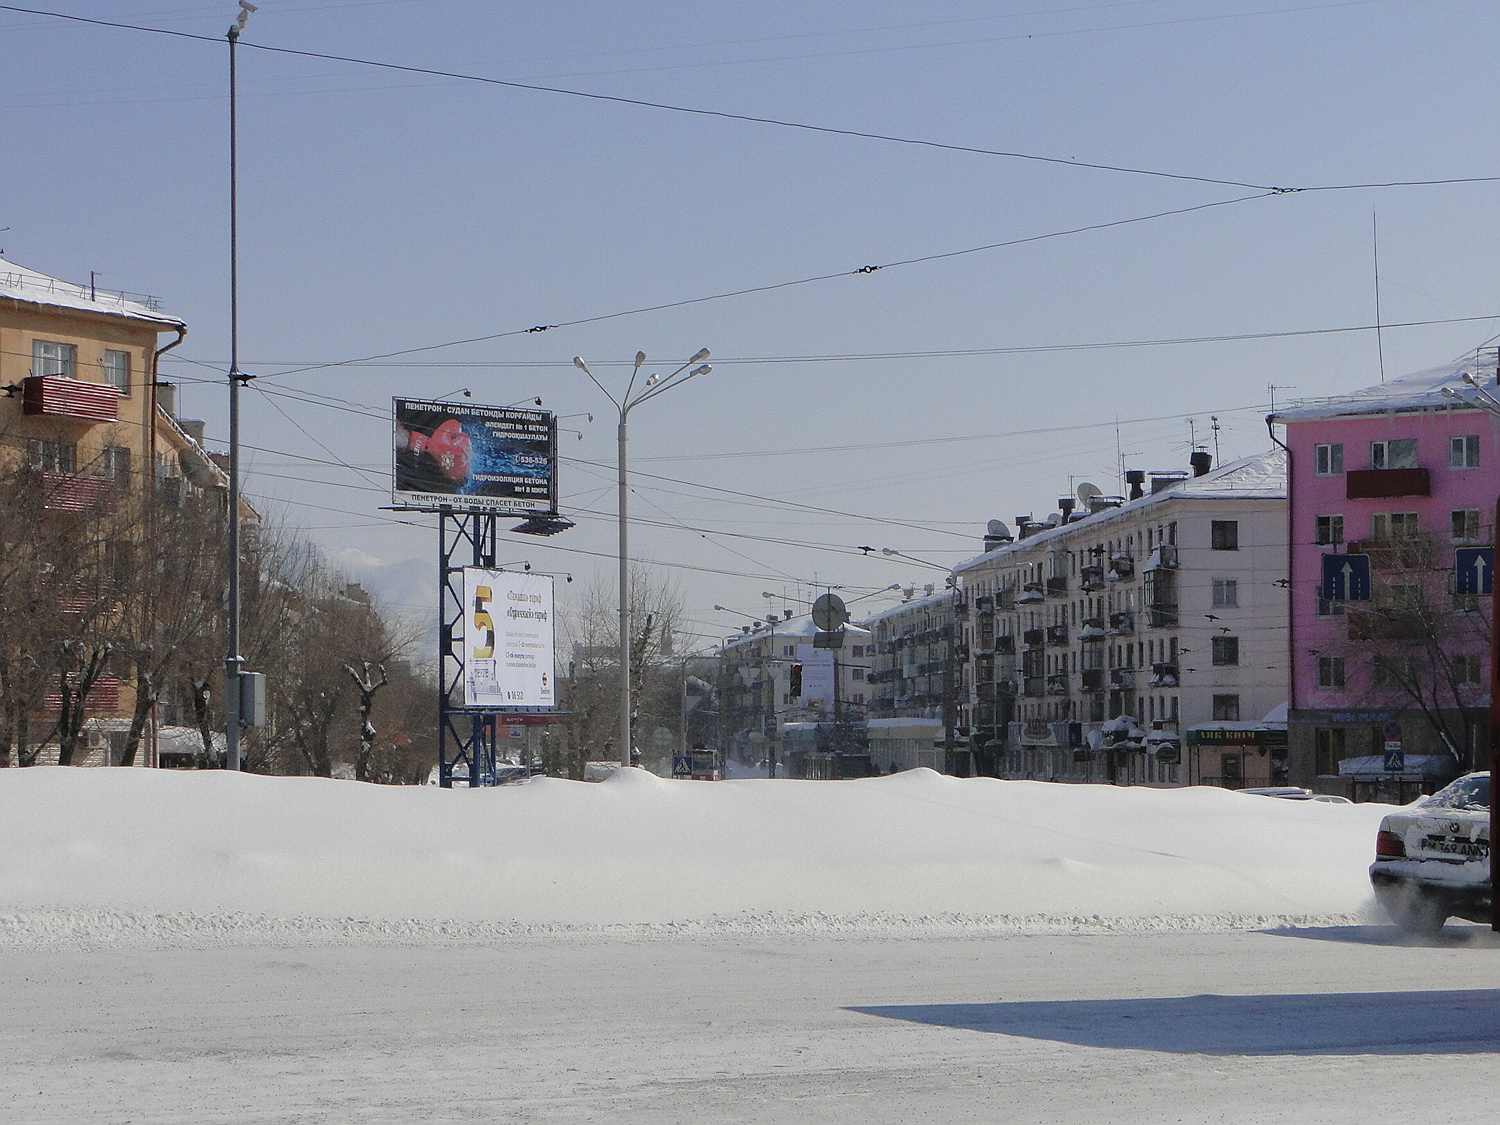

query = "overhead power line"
[[7, 2, 1500, 201]]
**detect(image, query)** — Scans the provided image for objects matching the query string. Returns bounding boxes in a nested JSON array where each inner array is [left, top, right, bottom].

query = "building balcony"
[[1346, 467, 1430, 500], [1081, 668, 1106, 692], [1348, 533, 1436, 571], [1149, 661, 1179, 686], [1080, 564, 1106, 592], [1020, 581, 1045, 604], [1046, 674, 1070, 697], [1109, 555, 1135, 580], [1046, 576, 1069, 598], [1109, 667, 1137, 689], [995, 634, 1015, 655], [954, 600, 970, 620], [1108, 610, 1135, 635], [1023, 627, 1044, 648], [996, 589, 1016, 611], [1045, 624, 1069, 645], [1148, 604, 1179, 629], [41, 471, 114, 513], [1145, 544, 1179, 570], [22, 375, 119, 423], [1080, 617, 1106, 641], [1022, 676, 1046, 698]]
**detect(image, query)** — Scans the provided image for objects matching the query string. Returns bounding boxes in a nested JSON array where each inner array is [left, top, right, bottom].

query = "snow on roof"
[[1269, 353, 1500, 423], [0, 254, 184, 328], [953, 448, 1286, 575], [859, 588, 953, 626], [722, 613, 873, 651]]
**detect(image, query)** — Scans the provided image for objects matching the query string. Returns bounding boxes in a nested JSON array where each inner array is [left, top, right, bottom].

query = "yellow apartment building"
[[1, 254, 251, 766]]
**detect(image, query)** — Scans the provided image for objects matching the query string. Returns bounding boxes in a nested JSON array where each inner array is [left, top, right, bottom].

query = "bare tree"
[[343, 660, 389, 782]]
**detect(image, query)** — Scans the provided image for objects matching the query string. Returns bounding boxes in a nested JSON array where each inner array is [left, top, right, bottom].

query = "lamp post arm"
[[626, 358, 698, 412]]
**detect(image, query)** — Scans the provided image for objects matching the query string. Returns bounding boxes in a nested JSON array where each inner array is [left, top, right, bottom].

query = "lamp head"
[[572, 355, 591, 376], [881, 548, 898, 557], [690, 347, 710, 364], [645, 373, 660, 387], [689, 364, 712, 377], [634, 350, 647, 371]]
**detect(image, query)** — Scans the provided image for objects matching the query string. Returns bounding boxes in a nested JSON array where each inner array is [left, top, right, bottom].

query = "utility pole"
[[223, 1, 255, 772], [943, 579, 957, 770]]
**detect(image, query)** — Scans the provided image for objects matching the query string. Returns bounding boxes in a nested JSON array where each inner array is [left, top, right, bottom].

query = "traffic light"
[[789, 662, 803, 698]]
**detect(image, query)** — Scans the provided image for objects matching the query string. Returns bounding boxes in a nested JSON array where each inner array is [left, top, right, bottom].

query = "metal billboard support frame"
[[438, 507, 499, 788]]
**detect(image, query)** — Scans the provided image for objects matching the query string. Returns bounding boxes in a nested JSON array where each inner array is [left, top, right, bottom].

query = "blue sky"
[[6, 0, 1498, 643]]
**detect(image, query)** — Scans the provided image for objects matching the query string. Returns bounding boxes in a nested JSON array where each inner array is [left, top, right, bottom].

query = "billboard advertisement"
[[461, 568, 556, 709], [393, 398, 556, 514], [798, 644, 836, 708]]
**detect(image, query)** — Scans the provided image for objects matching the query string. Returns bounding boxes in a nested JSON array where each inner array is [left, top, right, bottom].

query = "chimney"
[[1189, 450, 1212, 477], [156, 382, 177, 417], [179, 418, 206, 446], [1057, 497, 1076, 522], [1124, 469, 1146, 500], [1150, 470, 1190, 494]]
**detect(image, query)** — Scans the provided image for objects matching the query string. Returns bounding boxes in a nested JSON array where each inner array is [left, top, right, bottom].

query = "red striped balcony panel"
[[43, 674, 123, 715], [22, 375, 120, 423], [42, 471, 112, 512]]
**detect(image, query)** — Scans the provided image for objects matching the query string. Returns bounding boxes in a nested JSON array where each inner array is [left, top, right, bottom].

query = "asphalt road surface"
[[4, 926, 1497, 1123]]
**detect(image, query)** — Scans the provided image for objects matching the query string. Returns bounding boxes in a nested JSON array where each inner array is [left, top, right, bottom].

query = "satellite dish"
[[811, 592, 849, 630], [1076, 481, 1103, 506]]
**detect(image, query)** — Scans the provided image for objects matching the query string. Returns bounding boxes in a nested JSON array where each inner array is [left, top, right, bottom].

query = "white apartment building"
[[861, 585, 971, 775], [718, 613, 873, 771], [952, 450, 1288, 787]]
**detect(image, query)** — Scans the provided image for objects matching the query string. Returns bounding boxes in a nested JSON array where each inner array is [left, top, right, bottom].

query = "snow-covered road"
[[5, 927, 1496, 1123]]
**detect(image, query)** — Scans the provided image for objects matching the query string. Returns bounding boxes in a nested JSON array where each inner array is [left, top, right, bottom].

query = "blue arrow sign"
[[1321, 552, 1371, 602], [1455, 546, 1494, 596]]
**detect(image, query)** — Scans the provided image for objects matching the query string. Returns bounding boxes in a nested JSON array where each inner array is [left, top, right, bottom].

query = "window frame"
[[100, 348, 131, 395], [1449, 434, 1480, 470], [1211, 693, 1241, 721], [32, 339, 77, 378], [1314, 442, 1344, 476], [1370, 438, 1418, 470], [1211, 636, 1240, 666], [1211, 578, 1239, 608], [1210, 520, 1239, 551], [1315, 514, 1344, 545], [1452, 508, 1481, 543], [1317, 655, 1346, 689]]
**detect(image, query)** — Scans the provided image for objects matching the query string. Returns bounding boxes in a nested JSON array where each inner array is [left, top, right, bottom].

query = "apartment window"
[[1317, 656, 1345, 689], [1315, 515, 1344, 545], [1212, 694, 1241, 721], [101, 349, 131, 395], [1449, 434, 1480, 469], [1211, 636, 1240, 666], [852, 668, 865, 682], [1315, 728, 1348, 776], [25, 438, 76, 473], [1211, 578, 1239, 608], [1371, 512, 1420, 540], [1454, 655, 1481, 685], [782, 645, 793, 657], [850, 645, 863, 658], [102, 445, 131, 487], [32, 339, 76, 378], [1210, 520, 1239, 551], [1316, 587, 1346, 617], [1451, 509, 1481, 543], [1370, 438, 1417, 470], [1314, 442, 1343, 475]]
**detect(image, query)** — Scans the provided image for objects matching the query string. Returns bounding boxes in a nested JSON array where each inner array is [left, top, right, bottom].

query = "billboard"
[[461, 568, 557, 709], [393, 398, 556, 514]]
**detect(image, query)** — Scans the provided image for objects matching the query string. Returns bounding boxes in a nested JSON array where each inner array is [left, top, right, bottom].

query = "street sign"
[[672, 754, 691, 778], [1455, 546, 1494, 596], [1321, 552, 1371, 602], [1382, 720, 1404, 774], [812, 593, 849, 630]]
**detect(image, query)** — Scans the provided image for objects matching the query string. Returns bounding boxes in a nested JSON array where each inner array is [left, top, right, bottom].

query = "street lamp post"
[[224, 0, 256, 772], [576, 348, 712, 769]]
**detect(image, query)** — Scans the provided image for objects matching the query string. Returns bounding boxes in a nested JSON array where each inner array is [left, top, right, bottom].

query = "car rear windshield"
[[1423, 774, 1491, 811]]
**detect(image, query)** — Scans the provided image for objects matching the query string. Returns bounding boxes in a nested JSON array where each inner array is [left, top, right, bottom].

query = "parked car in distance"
[[1369, 772, 1491, 934], [1241, 786, 1315, 800]]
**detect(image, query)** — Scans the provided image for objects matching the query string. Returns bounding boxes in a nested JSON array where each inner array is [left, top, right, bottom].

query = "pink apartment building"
[[1271, 352, 1498, 799]]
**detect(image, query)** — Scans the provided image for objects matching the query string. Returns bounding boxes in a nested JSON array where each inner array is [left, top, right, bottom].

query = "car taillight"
[[1375, 829, 1406, 859]]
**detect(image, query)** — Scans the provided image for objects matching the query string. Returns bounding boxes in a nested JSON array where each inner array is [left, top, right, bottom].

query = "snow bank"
[[0, 768, 1390, 945]]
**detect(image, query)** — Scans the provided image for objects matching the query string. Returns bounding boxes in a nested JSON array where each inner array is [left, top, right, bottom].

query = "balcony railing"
[[1046, 576, 1069, 598], [1081, 668, 1106, 692], [1022, 676, 1046, 698], [1020, 581, 1045, 604], [1346, 467, 1431, 500], [1080, 565, 1106, 592], [1109, 667, 1136, 689], [1148, 604, 1179, 629], [1150, 662, 1179, 685], [1109, 555, 1135, 580], [22, 375, 119, 423], [41, 472, 114, 513], [1046, 624, 1069, 645], [1108, 610, 1135, 634], [995, 635, 1015, 654], [996, 589, 1016, 612], [1023, 627, 1044, 648], [1046, 674, 1070, 696]]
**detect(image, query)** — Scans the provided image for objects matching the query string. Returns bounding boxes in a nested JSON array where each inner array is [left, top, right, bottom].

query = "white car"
[[1369, 772, 1491, 934]]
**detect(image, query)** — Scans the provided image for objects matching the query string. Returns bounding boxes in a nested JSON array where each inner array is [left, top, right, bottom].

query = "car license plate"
[[1425, 837, 1489, 859]]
